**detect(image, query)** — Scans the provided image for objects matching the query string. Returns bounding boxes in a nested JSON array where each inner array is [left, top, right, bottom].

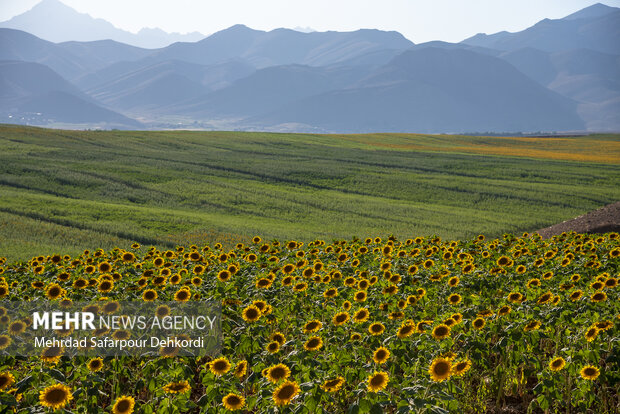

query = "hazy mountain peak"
[[0, 0, 205, 48], [461, 3, 620, 54], [563, 3, 617, 20], [293, 26, 316, 33]]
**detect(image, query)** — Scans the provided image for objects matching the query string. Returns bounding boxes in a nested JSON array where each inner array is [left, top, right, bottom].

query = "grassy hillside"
[[0, 124, 618, 261]]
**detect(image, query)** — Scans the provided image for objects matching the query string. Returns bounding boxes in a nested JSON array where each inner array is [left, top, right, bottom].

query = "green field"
[[0, 124, 618, 261]]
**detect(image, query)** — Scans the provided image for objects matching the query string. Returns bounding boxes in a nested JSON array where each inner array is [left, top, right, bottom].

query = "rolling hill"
[[0, 60, 141, 128], [252, 47, 584, 133]]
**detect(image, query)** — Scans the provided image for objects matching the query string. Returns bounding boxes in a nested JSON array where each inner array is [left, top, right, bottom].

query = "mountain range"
[[0, 1, 618, 133]]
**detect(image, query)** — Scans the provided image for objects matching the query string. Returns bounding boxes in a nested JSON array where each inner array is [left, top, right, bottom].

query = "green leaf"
[[196, 394, 209, 407], [14, 375, 33, 393], [49, 369, 66, 382], [347, 404, 360, 414]]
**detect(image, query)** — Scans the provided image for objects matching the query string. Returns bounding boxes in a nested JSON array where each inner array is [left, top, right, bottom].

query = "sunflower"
[[373, 347, 390, 364], [0, 372, 15, 390], [472, 318, 485, 330], [429, 357, 452, 382], [527, 279, 541, 289], [98, 280, 114, 293], [303, 320, 322, 333], [353, 308, 370, 323], [252, 300, 267, 312], [87, 357, 103, 372], [594, 320, 613, 331], [368, 322, 385, 336], [580, 366, 600, 380], [432, 324, 451, 340], [112, 395, 135, 414], [354, 290, 367, 302], [397, 323, 416, 338], [367, 371, 389, 392], [584, 327, 599, 342], [41, 346, 64, 364], [524, 320, 541, 332], [304, 336, 323, 351], [448, 294, 462, 305], [112, 330, 130, 340], [266, 341, 280, 354], [102, 301, 120, 314], [163, 380, 191, 394], [39, 383, 73, 409], [155, 305, 170, 318], [549, 357, 566, 372], [8, 321, 26, 335], [265, 363, 291, 383], [537, 291, 553, 305], [496, 256, 512, 267], [273, 381, 300, 406], [604, 278, 618, 288], [0, 284, 8, 299], [174, 288, 191, 302], [222, 393, 245, 411], [234, 360, 248, 378], [452, 359, 472, 376], [122, 252, 135, 262], [462, 263, 476, 274], [591, 291, 607, 302], [507, 292, 523, 303], [332, 312, 349, 326], [270, 332, 286, 345], [321, 376, 345, 393], [45, 283, 63, 300], [496, 305, 511, 317], [210, 357, 231, 375], [241, 305, 261, 323]]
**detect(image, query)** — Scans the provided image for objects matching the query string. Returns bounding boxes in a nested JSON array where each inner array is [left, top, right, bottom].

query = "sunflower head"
[[209, 357, 231, 376], [273, 381, 300, 406], [549, 357, 566, 372], [397, 323, 416, 338], [112, 395, 135, 414], [432, 324, 451, 340], [87, 357, 104, 372], [429, 357, 452, 382], [163, 380, 191, 394], [39, 383, 73, 409], [265, 363, 291, 383], [321, 376, 345, 393], [367, 371, 389, 392], [368, 322, 385, 336], [580, 366, 600, 380], [0, 372, 15, 391], [373, 347, 390, 364], [242, 305, 261, 323], [304, 336, 323, 351], [222, 393, 246, 410], [452, 359, 472, 376], [472, 317, 485, 330]]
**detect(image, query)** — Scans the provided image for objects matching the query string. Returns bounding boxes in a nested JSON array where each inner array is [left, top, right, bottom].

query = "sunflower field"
[[0, 231, 618, 413]]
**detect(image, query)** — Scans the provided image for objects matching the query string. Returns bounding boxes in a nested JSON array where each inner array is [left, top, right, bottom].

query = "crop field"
[[0, 232, 618, 412], [0, 125, 619, 261]]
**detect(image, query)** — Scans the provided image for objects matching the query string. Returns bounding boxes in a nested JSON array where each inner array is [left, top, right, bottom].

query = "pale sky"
[[1, 0, 620, 43]]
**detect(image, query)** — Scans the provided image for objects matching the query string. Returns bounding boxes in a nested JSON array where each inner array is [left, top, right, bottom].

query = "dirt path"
[[536, 201, 620, 239]]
